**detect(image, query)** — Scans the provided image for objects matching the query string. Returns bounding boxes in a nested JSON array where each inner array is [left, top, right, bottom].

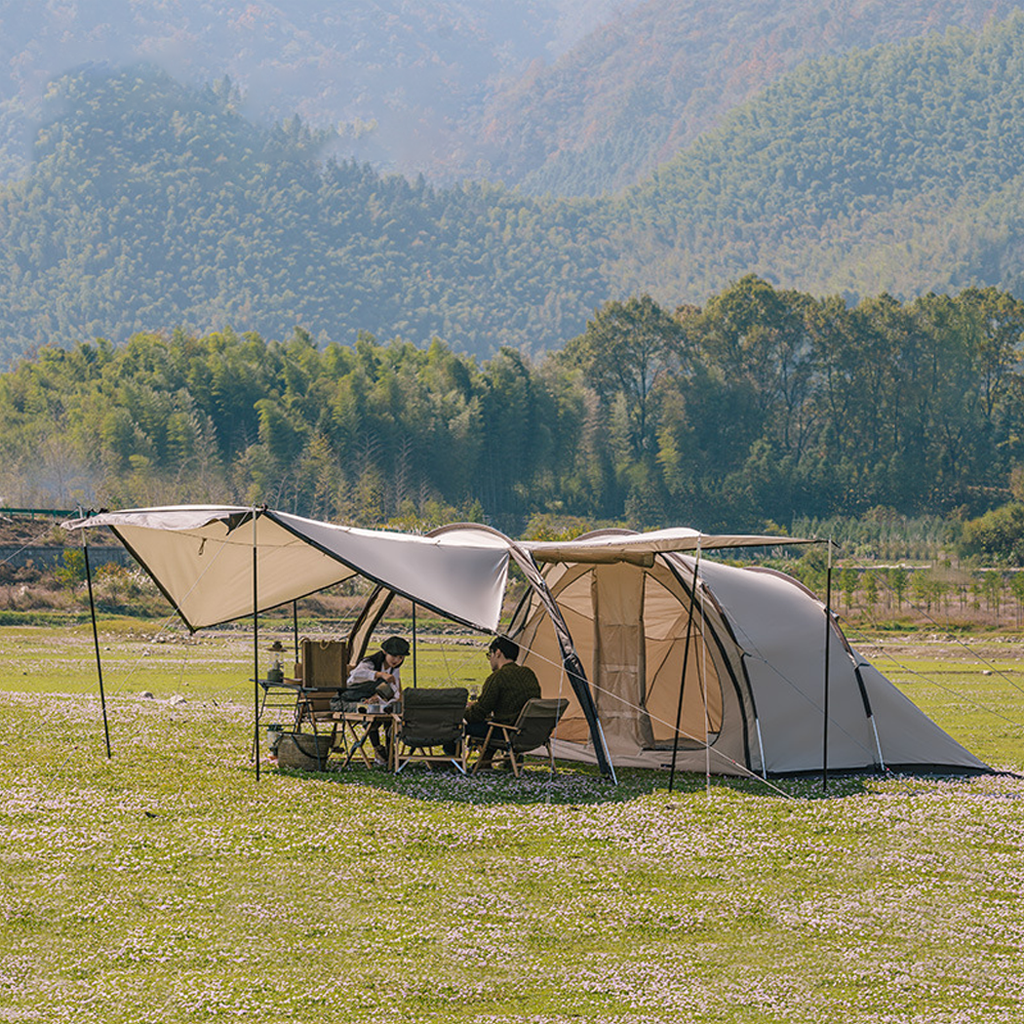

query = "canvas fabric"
[[63, 511, 986, 777]]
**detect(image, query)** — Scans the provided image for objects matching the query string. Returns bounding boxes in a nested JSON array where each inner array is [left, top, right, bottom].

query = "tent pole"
[[292, 600, 299, 665], [412, 601, 418, 687], [253, 510, 260, 781], [699, 552, 710, 795], [822, 538, 833, 793], [669, 546, 701, 794], [83, 528, 112, 760], [754, 715, 767, 779]]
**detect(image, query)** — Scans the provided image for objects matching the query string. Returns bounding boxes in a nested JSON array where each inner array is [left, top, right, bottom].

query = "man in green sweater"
[[447, 635, 540, 766]]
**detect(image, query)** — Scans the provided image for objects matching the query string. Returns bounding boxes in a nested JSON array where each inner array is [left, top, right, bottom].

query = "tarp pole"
[[292, 601, 299, 665], [412, 601, 418, 688], [699, 546, 710, 795], [822, 539, 833, 793], [83, 528, 112, 760], [669, 547, 701, 794], [253, 510, 260, 781]]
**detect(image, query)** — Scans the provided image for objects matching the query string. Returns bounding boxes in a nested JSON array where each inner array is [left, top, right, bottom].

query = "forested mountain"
[[0, 1, 1018, 194], [473, 0, 1024, 196], [9, 17, 1024, 364], [4, 281, 1023, 532], [0, 68, 609, 367], [612, 11, 1024, 305], [0, 0, 634, 185]]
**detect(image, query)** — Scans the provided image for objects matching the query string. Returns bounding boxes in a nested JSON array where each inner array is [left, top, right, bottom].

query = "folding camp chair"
[[471, 698, 569, 777], [394, 687, 469, 773], [290, 686, 345, 768]]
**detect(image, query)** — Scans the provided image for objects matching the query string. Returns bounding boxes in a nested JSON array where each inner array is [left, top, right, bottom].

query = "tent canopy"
[[64, 507, 983, 779], [62, 509, 807, 634], [63, 506, 512, 632]]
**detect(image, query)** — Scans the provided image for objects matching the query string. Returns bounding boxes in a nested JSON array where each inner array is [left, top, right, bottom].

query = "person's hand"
[[377, 671, 395, 684]]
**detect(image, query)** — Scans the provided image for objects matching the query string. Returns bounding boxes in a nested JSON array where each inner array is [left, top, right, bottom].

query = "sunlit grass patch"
[[2, 628, 1024, 1022]]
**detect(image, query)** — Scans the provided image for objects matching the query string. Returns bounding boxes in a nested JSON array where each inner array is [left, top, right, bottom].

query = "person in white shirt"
[[346, 635, 409, 765]]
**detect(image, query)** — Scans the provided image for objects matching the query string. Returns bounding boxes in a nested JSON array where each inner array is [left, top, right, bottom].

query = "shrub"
[[958, 503, 1024, 564], [55, 549, 86, 589]]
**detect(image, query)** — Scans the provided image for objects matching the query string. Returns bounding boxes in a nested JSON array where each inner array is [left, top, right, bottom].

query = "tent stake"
[[83, 531, 112, 760], [669, 546, 701, 794], [822, 539, 833, 793], [253, 510, 260, 781]]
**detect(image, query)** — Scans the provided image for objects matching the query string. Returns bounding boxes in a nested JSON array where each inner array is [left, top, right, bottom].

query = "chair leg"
[[472, 725, 497, 774]]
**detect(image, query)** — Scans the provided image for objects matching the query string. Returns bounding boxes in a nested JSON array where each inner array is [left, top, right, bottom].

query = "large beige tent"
[[63, 508, 986, 779], [516, 529, 986, 776]]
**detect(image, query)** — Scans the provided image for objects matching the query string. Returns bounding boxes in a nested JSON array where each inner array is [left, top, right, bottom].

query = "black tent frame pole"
[[822, 540, 833, 793], [253, 511, 260, 781], [411, 601, 418, 687], [83, 531, 112, 759], [669, 547, 700, 794], [292, 601, 299, 665]]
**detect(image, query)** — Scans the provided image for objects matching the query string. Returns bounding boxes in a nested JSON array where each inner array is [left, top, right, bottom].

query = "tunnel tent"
[[62, 508, 986, 779], [512, 528, 988, 777]]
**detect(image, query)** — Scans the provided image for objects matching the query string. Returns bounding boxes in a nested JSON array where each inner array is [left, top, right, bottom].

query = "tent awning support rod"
[[253, 510, 260, 781], [669, 545, 700, 794], [822, 540, 833, 793], [83, 530, 112, 759]]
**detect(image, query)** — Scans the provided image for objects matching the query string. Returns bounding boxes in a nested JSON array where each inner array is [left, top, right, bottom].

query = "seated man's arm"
[[465, 671, 500, 723]]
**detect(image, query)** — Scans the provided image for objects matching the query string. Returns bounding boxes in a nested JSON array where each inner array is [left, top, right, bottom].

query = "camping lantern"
[[268, 640, 284, 683]]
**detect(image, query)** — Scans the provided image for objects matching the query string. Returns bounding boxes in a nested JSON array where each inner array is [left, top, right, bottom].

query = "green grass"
[[2, 624, 1024, 1022]]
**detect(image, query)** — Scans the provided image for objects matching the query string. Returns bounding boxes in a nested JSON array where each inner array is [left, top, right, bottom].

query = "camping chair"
[[394, 687, 469, 773], [471, 698, 570, 777], [295, 686, 343, 729], [292, 637, 349, 750]]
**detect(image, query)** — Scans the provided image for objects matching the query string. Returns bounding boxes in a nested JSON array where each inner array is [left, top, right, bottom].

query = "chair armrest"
[[487, 722, 518, 738]]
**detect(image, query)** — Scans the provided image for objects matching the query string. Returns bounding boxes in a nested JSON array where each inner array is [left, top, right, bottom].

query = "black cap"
[[381, 635, 410, 656]]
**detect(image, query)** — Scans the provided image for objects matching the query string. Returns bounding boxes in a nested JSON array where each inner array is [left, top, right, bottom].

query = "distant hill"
[[611, 11, 1024, 304], [1, 1, 1022, 196], [0, 0, 634, 185], [0, 67, 610, 367], [465, 0, 1024, 195], [9, 16, 1024, 365]]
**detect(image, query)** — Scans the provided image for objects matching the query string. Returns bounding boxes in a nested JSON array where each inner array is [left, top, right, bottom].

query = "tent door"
[[592, 563, 655, 752]]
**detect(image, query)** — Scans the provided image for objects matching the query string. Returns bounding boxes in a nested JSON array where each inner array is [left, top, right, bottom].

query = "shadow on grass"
[[266, 758, 894, 806]]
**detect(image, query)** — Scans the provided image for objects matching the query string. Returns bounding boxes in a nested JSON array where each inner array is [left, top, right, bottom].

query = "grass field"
[[2, 621, 1024, 1023]]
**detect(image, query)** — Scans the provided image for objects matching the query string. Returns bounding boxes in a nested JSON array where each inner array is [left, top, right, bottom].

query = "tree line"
[[3, 276, 1024, 538]]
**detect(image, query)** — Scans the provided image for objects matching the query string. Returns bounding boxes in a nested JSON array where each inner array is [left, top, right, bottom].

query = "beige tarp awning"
[[62, 506, 511, 632]]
